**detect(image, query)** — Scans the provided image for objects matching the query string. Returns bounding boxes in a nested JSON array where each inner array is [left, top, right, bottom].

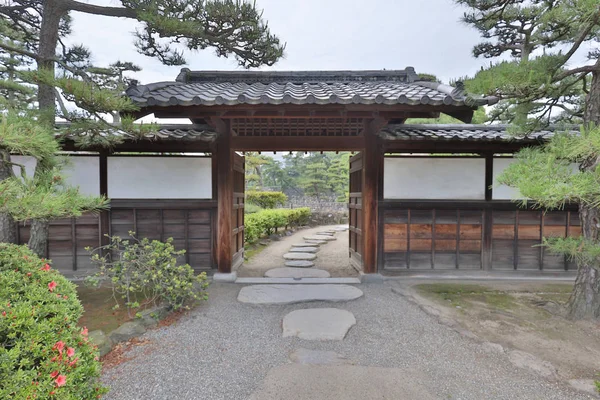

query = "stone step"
[[285, 260, 315, 268], [305, 240, 327, 245], [283, 252, 317, 261], [289, 246, 319, 253], [282, 308, 356, 341], [237, 284, 363, 305], [317, 231, 335, 236], [304, 235, 336, 242], [236, 277, 361, 284], [264, 267, 331, 278], [293, 242, 322, 247]]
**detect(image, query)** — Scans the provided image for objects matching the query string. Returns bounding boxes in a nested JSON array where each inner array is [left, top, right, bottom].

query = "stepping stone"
[[289, 348, 349, 365], [285, 260, 315, 268], [305, 240, 327, 245], [304, 235, 336, 242], [317, 231, 335, 236], [289, 246, 318, 253], [265, 268, 330, 278], [283, 252, 317, 261], [333, 226, 349, 231], [282, 308, 356, 340], [293, 242, 322, 247], [238, 284, 364, 305]]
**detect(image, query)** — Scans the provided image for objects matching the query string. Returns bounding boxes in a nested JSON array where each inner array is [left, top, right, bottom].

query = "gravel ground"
[[102, 283, 593, 400], [238, 225, 357, 277]]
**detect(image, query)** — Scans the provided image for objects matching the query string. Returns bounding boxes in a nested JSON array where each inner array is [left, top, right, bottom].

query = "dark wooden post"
[[215, 119, 233, 274], [362, 119, 383, 274], [99, 152, 110, 250], [482, 153, 493, 270]]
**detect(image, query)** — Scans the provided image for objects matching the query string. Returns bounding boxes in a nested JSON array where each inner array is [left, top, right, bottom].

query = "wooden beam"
[[61, 139, 213, 154], [215, 119, 233, 274], [362, 120, 381, 274], [384, 140, 541, 154], [231, 135, 365, 151]]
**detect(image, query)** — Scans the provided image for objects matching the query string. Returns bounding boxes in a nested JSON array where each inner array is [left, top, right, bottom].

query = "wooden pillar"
[[215, 120, 233, 274], [99, 152, 110, 249], [362, 120, 382, 274], [482, 153, 493, 270]]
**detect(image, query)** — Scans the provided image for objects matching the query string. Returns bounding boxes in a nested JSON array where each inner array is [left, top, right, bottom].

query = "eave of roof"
[[126, 68, 498, 109], [380, 124, 579, 142]]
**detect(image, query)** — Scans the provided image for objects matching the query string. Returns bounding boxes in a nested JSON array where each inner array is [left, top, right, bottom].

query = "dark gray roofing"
[[380, 124, 578, 142], [126, 69, 498, 108], [59, 124, 217, 142]]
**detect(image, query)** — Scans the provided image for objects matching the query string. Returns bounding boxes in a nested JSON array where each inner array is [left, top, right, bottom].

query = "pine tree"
[[457, 0, 600, 318], [0, 0, 284, 256]]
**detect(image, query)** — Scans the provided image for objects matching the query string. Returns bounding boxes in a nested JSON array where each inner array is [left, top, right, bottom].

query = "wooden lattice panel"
[[231, 118, 365, 137]]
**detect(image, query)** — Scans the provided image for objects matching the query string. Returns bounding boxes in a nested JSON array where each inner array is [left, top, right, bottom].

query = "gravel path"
[[238, 225, 356, 277], [101, 283, 592, 400]]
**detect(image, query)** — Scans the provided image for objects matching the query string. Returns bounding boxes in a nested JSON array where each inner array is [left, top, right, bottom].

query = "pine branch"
[[61, 0, 137, 19]]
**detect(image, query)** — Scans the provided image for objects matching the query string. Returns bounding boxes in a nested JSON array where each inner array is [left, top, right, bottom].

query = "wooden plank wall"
[[382, 205, 580, 271], [17, 201, 216, 278]]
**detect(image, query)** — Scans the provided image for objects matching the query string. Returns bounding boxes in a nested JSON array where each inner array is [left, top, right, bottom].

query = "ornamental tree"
[[457, 0, 600, 318], [0, 0, 284, 256]]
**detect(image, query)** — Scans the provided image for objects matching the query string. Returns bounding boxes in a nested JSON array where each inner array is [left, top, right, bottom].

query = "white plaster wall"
[[492, 158, 522, 200], [107, 156, 212, 199], [383, 157, 486, 199], [10, 155, 36, 178], [62, 156, 100, 196]]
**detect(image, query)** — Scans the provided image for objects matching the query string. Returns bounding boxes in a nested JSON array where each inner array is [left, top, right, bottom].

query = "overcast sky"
[[69, 0, 488, 85]]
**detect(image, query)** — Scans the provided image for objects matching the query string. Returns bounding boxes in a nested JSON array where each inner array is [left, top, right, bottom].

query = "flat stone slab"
[[305, 240, 327, 245], [237, 284, 364, 305], [317, 231, 335, 236], [265, 268, 330, 278], [283, 252, 317, 261], [293, 242, 322, 247], [283, 308, 356, 340], [284, 260, 314, 268], [304, 235, 336, 242], [289, 246, 319, 253], [289, 348, 349, 365], [248, 365, 436, 400], [235, 277, 361, 284]]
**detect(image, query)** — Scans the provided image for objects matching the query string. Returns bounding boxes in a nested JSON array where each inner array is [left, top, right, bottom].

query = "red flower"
[[53, 341, 65, 353], [50, 371, 59, 378], [41, 264, 51, 271], [81, 327, 88, 336], [66, 347, 75, 358], [54, 375, 66, 387], [1, 311, 5, 317], [48, 281, 57, 292]]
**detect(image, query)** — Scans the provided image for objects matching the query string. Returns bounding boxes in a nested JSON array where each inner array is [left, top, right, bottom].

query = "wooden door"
[[349, 152, 363, 269], [232, 152, 245, 270]]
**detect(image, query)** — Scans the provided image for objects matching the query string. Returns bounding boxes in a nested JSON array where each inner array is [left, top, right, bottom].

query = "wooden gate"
[[349, 152, 363, 269], [232, 152, 245, 270]]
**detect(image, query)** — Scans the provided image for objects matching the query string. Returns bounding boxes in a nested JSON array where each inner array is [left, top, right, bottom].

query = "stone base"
[[359, 272, 385, 283], [212, 272, 238, 283]]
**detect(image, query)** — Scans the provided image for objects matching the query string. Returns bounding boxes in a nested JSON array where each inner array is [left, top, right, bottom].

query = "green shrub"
[[246, 191, 287, 209], [86, 234, 209, 316], [0, 244, 107, 400], [244, 203, 264, 214], [244, 207, 311, 244]]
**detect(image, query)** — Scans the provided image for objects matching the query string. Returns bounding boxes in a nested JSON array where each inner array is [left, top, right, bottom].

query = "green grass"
[[416, 283, 518, 311], [76, 285, 152, 333]]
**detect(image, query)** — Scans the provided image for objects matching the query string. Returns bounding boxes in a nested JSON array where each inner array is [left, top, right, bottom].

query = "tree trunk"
[[569, 66, 600, 318], [26, 1, 63, 256], [0, 149, 17, 244], [27, 219, 48, 258]]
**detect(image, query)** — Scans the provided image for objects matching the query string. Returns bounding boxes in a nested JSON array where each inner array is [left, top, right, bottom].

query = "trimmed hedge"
[[246, 191, 287, 209], [0, 244, 106, 400], [245, 207, 310, 244]]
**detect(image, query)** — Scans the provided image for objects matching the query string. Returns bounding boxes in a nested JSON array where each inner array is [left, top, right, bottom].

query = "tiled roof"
[[380, 124, 578, 142], [60, 124, 217, 142], [126, 69, 498, 108]]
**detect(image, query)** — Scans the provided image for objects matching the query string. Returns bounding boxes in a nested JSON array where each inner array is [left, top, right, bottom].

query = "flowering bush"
[[86, 234, 209, 316], [0, 244, 106, 400], [245, 207, 311, 243]]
